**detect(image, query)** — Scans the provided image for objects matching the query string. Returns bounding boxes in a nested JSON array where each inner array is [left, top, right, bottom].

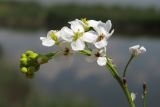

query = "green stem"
[[143, 83, 147, 107], [143, 94, 147, 107], [106, 60, 136, 107], [123, 55, 134, 77]]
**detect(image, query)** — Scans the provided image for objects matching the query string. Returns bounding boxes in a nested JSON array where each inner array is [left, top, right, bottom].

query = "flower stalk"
[[106, 58, 136, 107], [123, 55, 134, 77]]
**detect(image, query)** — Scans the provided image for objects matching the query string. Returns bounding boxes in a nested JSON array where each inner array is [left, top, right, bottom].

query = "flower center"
[[50, 31, 58, 42], [96, 34, 105, 42], [73, 32, 83, 41], [95, 52, 101, 57]]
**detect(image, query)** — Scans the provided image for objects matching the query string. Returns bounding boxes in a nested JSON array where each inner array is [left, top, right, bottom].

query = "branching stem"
[[123, 55, 134, 77]]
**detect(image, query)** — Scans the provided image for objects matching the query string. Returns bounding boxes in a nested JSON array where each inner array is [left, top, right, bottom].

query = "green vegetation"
[[0, 1, 160, 35]]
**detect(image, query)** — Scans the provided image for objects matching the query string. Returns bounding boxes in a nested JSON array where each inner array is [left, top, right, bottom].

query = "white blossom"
[[83, 20, 114, 49], [60, 19, 85, 51], [40, 30, 60, 47], [97, 57, 107, 66], [129, 45, 146, 56]]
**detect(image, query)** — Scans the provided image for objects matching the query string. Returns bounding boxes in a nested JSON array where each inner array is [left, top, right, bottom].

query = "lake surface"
[[0, 29, 160, 107]]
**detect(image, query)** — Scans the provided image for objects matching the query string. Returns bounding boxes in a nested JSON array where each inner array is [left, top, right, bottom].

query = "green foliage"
[[0, 2, 160, 35]]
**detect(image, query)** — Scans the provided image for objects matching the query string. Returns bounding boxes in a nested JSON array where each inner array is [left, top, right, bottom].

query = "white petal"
[[97, 57, 107, 66], [129, 45, 140, 55], [140, 46, 146, 54], [88, 20, 101, 28], [107, 29, 114, 39], [83, 30, 98, 43], [47, 30, 56, 37], [60, 26, 74, 42], [69, 19, 84, 33], [71, 39, 85, 51], [40, 37, 55, 47], [129, 45, 140, 50], [94, 22, 108, 36], [131, 92, 136, 101], [94, 39, 108, 49], [105, 20, 112, 32]]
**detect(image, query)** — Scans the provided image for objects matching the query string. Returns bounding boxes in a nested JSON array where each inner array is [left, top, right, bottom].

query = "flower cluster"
[[20, 51, 40, 78], [40, 18, 114, 66], [20, 18, 148, 107]]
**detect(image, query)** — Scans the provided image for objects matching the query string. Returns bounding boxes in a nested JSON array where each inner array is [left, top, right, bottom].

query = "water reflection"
[[0, 29, 160, 107]]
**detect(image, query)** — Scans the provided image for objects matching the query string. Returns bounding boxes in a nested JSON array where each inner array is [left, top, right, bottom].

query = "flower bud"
[[25, 50, 34, 56], [21, 53, 27, 58], [20, 57, 28, 66], [29, 53, 39, 59], [143, 82, 147, 95], [129, 45, 146, 56], [20, 67, 28, 73]]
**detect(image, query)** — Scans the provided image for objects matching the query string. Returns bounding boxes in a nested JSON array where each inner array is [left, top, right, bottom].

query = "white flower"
[[97, 57, 107, 66], [95, 48, 107, 66], [40, 30, 60, 47], [83, 20, 114, 49], [131, 92, 136, 101], [129, 45, 146, 56], [60, 19, 85, 51]]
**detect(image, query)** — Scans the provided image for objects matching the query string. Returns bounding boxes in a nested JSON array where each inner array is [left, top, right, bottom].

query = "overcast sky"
[[37, 0, 160, 8]]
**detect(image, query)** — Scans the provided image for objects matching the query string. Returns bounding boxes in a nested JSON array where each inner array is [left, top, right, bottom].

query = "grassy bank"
[[0, 1, 160, 35]]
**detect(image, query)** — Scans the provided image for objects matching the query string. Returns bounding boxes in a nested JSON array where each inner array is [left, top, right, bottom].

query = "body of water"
[[0, 29, 160, 107]]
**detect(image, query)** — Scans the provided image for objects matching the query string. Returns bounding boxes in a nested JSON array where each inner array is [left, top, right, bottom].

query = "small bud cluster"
[[20, 50, 40, 78], [20, 51, 56, 78]]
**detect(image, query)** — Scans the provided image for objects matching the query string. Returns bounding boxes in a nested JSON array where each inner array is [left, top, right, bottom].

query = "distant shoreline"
[[0, 2, 160, 36]]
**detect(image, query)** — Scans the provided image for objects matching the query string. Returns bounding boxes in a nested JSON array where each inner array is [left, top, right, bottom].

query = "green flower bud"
[[29, 53, 38, 59], [21, 53, 27, 58], [20, 57, 28, 65], [25, 50, 34, 56], [20, 67, 28, 73]]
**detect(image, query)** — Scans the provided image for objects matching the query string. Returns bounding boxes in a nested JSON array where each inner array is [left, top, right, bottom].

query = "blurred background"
[[0, 0, 160, 107]]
